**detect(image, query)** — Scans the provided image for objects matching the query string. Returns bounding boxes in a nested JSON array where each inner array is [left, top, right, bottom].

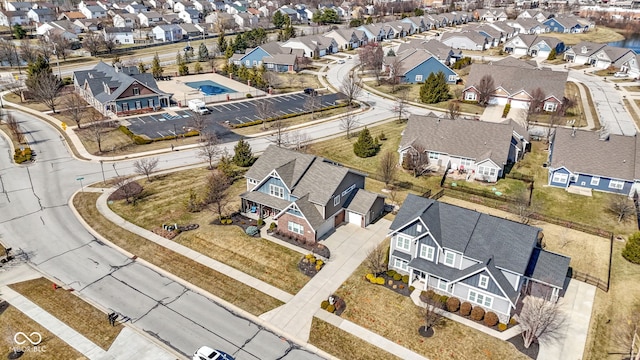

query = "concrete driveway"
[[480, 104, 505, 122], [537, 279, 596, 360]]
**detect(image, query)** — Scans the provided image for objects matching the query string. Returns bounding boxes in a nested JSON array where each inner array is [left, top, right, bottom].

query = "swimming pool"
[[185, 80, 236, 96]]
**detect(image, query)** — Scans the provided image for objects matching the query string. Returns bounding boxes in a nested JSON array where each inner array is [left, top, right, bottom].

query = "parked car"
[[337, 59, 345, 64], [193, 346, 234, 360], [303, 88, 318, 96], [614, 72, 629, 78]]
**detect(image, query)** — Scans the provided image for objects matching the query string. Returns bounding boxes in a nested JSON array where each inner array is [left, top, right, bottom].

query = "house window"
[[245, 60, 250, 66], [133, 87, 140, 95], [417, 224, 422, 232], [437, 279, 448, 291], [459, 158, 473, 168], [552, 172, 568, 184], [333, 194, 340, 206], [477, 166, 497, 177], [267, 63, 274, 69], [443, 250, 455, 266], [420, 244, 435, 261], [269, 184, 284, 198], [253, 60, 257, 66], [428, 152, 440, 160], [395, 234, 411, 251], [415, 74, 423, 82], [590, 177, 600, 186], [544, 102, 557, 112], [248, 178, 258, 185], [448, 75, 456, 82], [393, 258, 408, 271], [478, 275, 489, 289], [465, 92, 477, 101], [469, 290, 493, 307], [609, 180, 625, 190], [135, 101, 141, 109], [287, 221, 304, 234], [122, 103, 129, 111]]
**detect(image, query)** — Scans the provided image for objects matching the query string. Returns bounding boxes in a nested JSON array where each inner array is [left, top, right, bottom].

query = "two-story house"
[[388, 194, 570, 322], [241, 145, 385, 243]]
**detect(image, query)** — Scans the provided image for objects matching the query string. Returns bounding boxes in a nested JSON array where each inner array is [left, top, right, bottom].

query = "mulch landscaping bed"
[[321, 294, 347, 316], [152, 224, 199, 240], [212, 213, 262, 233], [107, 182, 143, 201], [507, 334, 539, 359], [298, 257, 323, 278], [378, 273, 412, 296], [269, 230, 331, 259]]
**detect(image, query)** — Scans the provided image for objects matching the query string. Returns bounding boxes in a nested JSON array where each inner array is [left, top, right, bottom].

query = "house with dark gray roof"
[[462, 58, 568, 112], [548, 127, 640, 196], [399, 114, 529, 182], [396, 39, 463, 66], [591, 45, 636, 70], [563, 41, 606, 65], [384, 49, 458, 84], [73, 61, 171, 116], [241, 145, 385, 243], [388, 194, 570, 322], [440, 31, 489, 51]]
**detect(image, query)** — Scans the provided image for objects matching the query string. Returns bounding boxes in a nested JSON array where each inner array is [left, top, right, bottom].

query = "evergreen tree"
[[419, 71, 450, 104], [353, 127, 380, 158], [224, 46, 234, 59], [27, 55, 51, 80], [13, 24, 26, 39], [217, 33, 227, 54], [138, 61, 146, 73], [184, 48, 194, 63], [232, 139, 255, 167], [151, 52, 163, 79], [386, 48, 395, 57], [547, 48, 557, 60], [272, 11, 286, 29], [198, 43, 209, 61], [194, 62, 202, 73], [623, 232, 640, 264], [176, 52, 184, 66], [217, 152, 236, 178], [178, 63, 189, 76]]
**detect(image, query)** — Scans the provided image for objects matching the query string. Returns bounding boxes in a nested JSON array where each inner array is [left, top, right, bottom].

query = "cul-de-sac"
[[1, 1, 640, 359]]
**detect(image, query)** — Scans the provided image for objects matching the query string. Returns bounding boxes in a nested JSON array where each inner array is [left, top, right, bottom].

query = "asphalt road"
[[126, 93, 345, 139]]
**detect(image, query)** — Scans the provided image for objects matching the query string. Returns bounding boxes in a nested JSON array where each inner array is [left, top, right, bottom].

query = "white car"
[[193, 346, 235, 360], [337, 59, 345, 64], [614, 72, 629, 78]]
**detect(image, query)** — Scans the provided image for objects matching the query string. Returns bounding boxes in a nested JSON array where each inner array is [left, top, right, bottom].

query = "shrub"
[[378, 131, 387, 140], [321, 300, 329, 309], [334, 297, 346, 312], [484, 312, 499, 327], [401, 275, 409, 284], [13, 148, 32, 163], [315, 263, 322, 271], [460, 302, 472, 316], [368, 276, 377, 283], [316, 259, 323, 267], [498, 323, 508, 331], [622, 232, 640, 264], [245, 226, 259, 236], [388, 279, 393, 286], [246, 93, 253, 98], [326, 304, 335, 313], [409, 286, 415, 292], [502, 103, 511, 117], [365, 273, 374, 281], [257, 218, 264, 226], [269, 222, 276, 231], [393, 273, 402, 281], [421, 289, 436, 302], [353, 127, 380, 158], [439, 295, 449, 304], [399, 284, 404, 289], [470, 306, 485, 321], [386, 270, 397, 277], [375, 277, 385, 285], [308, 256, 316, 264], [446, 297, 460, 312], [509, 317, 517, 326]]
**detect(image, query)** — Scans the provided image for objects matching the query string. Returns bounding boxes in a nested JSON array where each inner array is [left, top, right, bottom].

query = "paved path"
[[260, 220, 391, 341], [95, 189, 294, 303], [1, 286, 177, 360]]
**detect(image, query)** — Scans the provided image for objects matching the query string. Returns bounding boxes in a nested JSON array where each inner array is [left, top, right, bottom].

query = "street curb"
[[67, 189, 340, 360]]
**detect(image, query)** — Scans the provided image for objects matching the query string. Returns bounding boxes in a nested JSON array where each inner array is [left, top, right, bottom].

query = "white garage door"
[[514, 48, 528, 56], [511, 100, 529, 109], [488, 97, 508, 106], [348, 212, 362, 226]]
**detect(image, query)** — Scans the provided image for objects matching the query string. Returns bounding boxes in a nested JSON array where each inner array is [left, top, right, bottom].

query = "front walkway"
[[260, 220, 391, 341]]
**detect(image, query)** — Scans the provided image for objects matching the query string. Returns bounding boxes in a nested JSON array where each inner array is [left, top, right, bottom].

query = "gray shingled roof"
[[397, 39, 460, 63], [526, 248, 570, 288], [400, 114, 526, 168], [601, 46, 635, 63], [465, 61, 567, 101], [441, 30, 487, 46], [294, 195, 325, 230], [292, 160, 353, 205], [391, 194, 541, 275], [245, 145, 316, 188], [240, 190, 291, 211], [567, 41, 606, 57], [550, 127, 639, 181], [507, 34, 539, 48], [346, 189, 383, 215]]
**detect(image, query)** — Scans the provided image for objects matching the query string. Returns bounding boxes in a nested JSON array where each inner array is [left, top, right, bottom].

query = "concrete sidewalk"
[[2, 287, 177, 360], [260, 220, 390, 341], [94, 189, 293, 303]]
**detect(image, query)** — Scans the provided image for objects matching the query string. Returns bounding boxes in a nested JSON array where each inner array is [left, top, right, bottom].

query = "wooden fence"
[[570, 269, 609, 292]]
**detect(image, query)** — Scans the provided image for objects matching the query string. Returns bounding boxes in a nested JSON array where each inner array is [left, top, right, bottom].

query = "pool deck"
[[156, 72, 262, 105]]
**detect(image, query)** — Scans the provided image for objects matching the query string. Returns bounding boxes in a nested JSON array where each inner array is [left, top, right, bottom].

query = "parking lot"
[[124, 92, 345, 140]]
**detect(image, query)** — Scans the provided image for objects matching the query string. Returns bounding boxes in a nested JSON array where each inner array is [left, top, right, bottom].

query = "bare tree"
[[545, 111, 560, 144], [519, 296, 565, 349], [198, 132, 221, 169], [404, 145, 430, 177], [387, 55, 403, 93], [37, 37, 53, 61], [133, 157, 159, 181], [364, 244, 387, 275], [530, 88, 545, 113], [49, 32, 73, 61], [612, 308, 640, 359], [559, 96, 576, 116], [30, 72, 61, 113], [83, 33, 103, 56], [19, 39, 38, 64], [255, 99, 274, 130], [393, 88, 409, 123], [447, 101, 461, 120], [340, 74, 362, 106], [476, 74, 495, 106], [103, 32, 118, 54], [113, 176, 141, 204], [608, 196, 635, 223], [340, 113, 359, 139], [268, 118, 288, 148], [88, 116, 107, 153], [204, 169, 231, 221], [189, 111, 207, 137], [304, 94, 320, 120], [379, 150, 397, 188], [287, 130, 309, 151], [5, 112, 25, 143], [421, 293, 444, 335], [515, 192, 535, 224], [64, 92, 86, 129]]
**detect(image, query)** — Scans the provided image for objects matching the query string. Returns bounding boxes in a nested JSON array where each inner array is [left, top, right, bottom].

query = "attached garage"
[[345, 189, 386, 228], [510, 99, 530, 109], [488, 96, 508, 105]]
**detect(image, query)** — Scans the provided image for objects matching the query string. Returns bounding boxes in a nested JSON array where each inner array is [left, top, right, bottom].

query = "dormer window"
[[133, 87, 140, 95], [479, 274, 489, 289], [416, 224, 422, 232]]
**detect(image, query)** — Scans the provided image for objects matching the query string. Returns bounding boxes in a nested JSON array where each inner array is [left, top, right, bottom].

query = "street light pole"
[[99, 160, 106, 184]]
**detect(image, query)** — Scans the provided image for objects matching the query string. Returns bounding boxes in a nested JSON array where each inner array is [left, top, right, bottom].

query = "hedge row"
[[119, 125, 199, 144], [231, 103, 349, 129]]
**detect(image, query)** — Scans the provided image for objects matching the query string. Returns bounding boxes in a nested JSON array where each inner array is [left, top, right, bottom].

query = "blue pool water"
[[185, 80, 236, 96]]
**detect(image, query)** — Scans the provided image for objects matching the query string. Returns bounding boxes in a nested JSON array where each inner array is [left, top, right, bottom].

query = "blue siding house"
[[548, 127, 640, 196], [230, 46, 270, 68], [386, 49, 458, 84], [229, 42, 303, 72], [542, 16, 585, 33]]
